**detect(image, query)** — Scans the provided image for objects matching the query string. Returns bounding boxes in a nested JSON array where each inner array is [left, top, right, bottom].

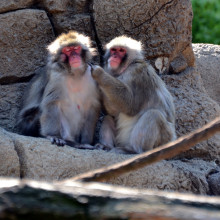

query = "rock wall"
[[0, 0, 219, 195]]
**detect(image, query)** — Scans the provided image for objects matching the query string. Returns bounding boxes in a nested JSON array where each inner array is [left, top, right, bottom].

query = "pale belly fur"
[[58, 67, 99, 141]]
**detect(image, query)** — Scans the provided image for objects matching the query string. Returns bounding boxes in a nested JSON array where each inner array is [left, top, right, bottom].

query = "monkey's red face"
[[61, 45, 82, 68], [109, 47, 127, 69]]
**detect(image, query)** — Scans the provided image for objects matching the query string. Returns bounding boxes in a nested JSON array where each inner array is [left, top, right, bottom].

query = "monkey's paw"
[[91, 65, 104, 80], [94, 143, 113, 151]]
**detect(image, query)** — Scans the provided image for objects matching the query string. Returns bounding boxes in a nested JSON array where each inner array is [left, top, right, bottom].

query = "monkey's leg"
[[129, 109, 174, 153], [80, 107, 100, 145], [95, 115, 116, 151]]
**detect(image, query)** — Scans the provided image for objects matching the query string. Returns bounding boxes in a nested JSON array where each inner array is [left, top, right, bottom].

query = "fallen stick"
[[66, 117, 220, 183]]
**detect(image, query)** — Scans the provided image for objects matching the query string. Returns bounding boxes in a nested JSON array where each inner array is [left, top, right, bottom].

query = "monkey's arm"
[[40, 102, 61, 138], [92, 66, 145, 116], [39, 74, 63, 137], [17, 69, 48, 136]]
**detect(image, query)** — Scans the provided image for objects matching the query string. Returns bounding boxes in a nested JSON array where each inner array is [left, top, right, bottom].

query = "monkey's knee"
[[99, 115, 116, 148], [145, 109, 175, 147], [130, 110, 174, 152]]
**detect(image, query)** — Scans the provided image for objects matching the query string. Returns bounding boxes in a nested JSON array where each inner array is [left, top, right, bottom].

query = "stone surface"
[[162, 68, 220, 162], [0, 83, 27, 132], [0, 0, 219, 196], [0, 9, 54, 83], [193, 44, 220, 106], [36, 0, 93, 35], [0, 0, 34, 13], [93, 0, 195, 73], [1, 128, 218, 195], [0, 128, 20, 177], [52, 14, 93, 36]]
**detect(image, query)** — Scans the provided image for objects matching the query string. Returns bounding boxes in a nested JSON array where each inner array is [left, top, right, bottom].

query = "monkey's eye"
[[110, 48, 117, 53], [119, 48, 126, 53], [62, 47, 71, 56], [73, 46, 80, 50]]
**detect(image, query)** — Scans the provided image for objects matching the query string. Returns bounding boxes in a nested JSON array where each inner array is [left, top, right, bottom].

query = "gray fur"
[[19, 31, 100, 146], [92, 36, 176, 153]]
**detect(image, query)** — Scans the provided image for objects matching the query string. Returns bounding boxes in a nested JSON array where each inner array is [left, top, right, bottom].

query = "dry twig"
[[66, 117, 220, 183]]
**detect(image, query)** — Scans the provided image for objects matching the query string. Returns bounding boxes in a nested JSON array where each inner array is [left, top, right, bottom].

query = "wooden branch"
[[68, 116, 220, 182], [1, 178, 220, 220]]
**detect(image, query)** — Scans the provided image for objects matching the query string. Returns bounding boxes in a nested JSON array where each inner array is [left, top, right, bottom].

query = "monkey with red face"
[[18, 31, 100, 147], [92, 36, 176, 153]]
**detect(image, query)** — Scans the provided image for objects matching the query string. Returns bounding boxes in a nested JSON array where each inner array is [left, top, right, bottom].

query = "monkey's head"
[[104, 36, 144, 76], [47, 31, 95, 74]]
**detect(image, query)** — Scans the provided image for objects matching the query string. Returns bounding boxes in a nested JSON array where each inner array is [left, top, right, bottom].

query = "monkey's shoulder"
[[130, 61, 151, 74]]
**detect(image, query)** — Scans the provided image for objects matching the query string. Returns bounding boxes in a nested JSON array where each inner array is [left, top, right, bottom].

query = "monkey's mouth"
[[69, 56, 81, 68]]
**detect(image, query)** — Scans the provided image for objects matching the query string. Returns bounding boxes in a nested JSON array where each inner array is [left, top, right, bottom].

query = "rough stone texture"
[[36, 0, 93, 36], [0, 9, 54, 83], [0, 0, 34, 13], [0, 128, 20, 177], [0, 83, 27, 133], [0, 127, 217, 195], [0, 0, 219, 196], [162, 68, 220, 162], [52, 14, 93, 36], [193, 44, 220, 106], [93, 0, 195, 73]]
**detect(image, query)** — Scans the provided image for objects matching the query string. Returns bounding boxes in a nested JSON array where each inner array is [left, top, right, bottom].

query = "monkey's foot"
[[47, 136, 66, 147], [94, 143, 113, 151]]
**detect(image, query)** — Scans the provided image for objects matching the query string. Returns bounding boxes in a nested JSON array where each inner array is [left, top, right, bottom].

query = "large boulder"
[[93, 0, 195, 73], [193, 44, 220, 106], [0, 0, 219, 196], [0, 9, 54, 132], [1, 127, 219, 195], [0, 0, 34, 13], [0, 9, 54, 83], [162, 67, 220, 162]]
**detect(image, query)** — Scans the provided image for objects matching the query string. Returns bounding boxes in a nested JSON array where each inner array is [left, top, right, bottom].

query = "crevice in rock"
[[88, 0, 104, 66], [0, 8, 29, 15], [133, 0, 175, 29], [0, 5, 57, 36], [12, 139, 27, 179], [0, 74, 34, 85], [30, 3, 57, 36]]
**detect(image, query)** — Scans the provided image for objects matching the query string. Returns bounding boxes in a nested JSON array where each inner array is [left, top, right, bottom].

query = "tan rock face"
[[1, 128, 218, 195], [162, 68, 220, 161], [193, 44, 220, 106], [0, 0, 219, 195], [93, 0, 195, 73], [0, 0, 34, 13], [0, 9, 54, 83], [0, 128, 20, 177], [0, 83, 27, 132]]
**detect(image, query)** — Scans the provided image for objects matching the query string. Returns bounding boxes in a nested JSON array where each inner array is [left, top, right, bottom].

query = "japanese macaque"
[[18, 31, 100, 147], [92, 36, 176, 154]]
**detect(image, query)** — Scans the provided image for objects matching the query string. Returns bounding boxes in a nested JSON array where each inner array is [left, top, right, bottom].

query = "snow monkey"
[[18, 31, 100, 147], [92, 36, 176, 154]]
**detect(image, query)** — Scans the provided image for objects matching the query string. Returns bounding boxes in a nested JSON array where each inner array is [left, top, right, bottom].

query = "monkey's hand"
[[91, 66, 105, 82]]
